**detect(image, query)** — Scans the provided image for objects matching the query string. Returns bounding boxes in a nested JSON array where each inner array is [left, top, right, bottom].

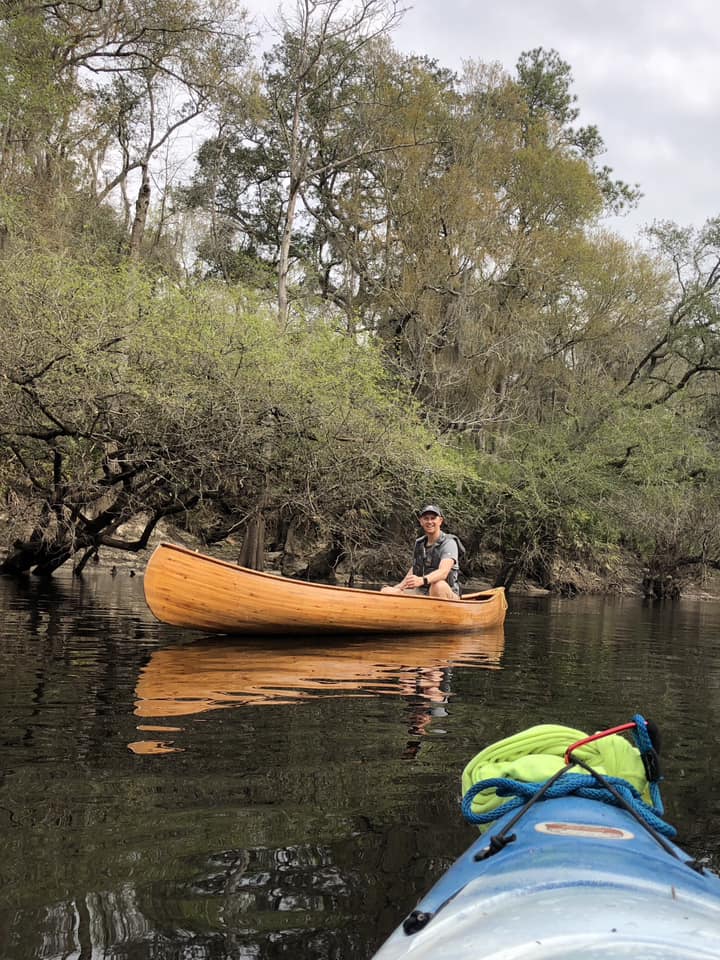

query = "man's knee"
[[429, 581, 457, 600]]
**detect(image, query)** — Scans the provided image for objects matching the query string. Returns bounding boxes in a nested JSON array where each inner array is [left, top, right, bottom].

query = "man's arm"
[[403, 557, 454, 589], [426, 557, 454, 585]]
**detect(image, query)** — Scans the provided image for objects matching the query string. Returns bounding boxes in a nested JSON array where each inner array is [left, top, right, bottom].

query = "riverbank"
[[89, 518, 720, 601], [3, 512, 718, 599]]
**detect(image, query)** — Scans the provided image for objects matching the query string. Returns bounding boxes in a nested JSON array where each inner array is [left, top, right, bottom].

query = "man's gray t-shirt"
[[414, 532, 460, 594]]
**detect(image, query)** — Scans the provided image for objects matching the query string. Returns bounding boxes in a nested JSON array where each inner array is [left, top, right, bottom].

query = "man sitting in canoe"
[[381, 505, 461, 600]]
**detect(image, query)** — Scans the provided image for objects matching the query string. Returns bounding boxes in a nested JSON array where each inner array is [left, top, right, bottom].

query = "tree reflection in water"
[[28, 829, 465, 959]]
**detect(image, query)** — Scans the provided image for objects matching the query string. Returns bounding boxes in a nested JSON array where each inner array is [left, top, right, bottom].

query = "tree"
[[266, 0, 406, 324], [622, 218, 720, 406], [349, 53, 621, 439], [0, 245, 472, 576], [186, 1, 407, 320], [0, 252, 217, 574], [515, 47, 640, 215], [0, 0, 254, 257]]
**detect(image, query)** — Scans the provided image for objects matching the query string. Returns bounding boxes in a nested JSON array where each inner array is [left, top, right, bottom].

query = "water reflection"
[[39, 888, 151, 960], [30, 834, 434, 960], [132, 630, 505, 755], [134, 631, 505, 713], [5, 574, 720, 960]]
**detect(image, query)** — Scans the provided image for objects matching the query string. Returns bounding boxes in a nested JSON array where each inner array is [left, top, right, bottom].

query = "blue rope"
[[462, 715, 675, 839], [461, 773, 676, 837]]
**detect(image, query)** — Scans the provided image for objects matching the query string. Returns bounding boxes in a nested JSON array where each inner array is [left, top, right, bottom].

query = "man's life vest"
[[412, 532, 465, 596]]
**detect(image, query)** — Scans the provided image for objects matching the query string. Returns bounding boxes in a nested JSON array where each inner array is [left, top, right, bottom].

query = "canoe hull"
[[143, 543, 507, 635], [372, 795, 720, 959]]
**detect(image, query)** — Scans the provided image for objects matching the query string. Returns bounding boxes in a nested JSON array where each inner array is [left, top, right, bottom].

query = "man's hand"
[[401, 573, 426, 590]]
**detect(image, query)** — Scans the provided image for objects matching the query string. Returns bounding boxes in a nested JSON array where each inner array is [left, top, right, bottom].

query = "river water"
[[1, 571, 719, 959]]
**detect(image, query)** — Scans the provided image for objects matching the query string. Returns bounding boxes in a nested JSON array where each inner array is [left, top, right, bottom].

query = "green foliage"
[[0, 248, 481, 570], [2, 8, 720, 590], [515, 47, 640, 213], [516, 48, 578, 126], [457, 389, 720, 588]]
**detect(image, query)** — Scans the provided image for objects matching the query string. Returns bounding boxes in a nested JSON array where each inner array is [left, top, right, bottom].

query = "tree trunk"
[[493, 557, 521, 591], [239, 515, 266, 570], [129, 165, 151, 259], [302, 539, 344, 583], [277, 179, 300, 325], [0, 532, 74, 577]]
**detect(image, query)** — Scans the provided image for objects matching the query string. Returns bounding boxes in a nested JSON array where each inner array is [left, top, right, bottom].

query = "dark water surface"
[[1, 572, 720, 959]]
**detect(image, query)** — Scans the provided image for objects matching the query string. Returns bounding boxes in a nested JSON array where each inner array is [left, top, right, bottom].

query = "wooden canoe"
[[143, 542, 507, 635]]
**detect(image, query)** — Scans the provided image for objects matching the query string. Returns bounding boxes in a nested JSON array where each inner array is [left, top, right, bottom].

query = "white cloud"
[[623, 133, 678, 167]]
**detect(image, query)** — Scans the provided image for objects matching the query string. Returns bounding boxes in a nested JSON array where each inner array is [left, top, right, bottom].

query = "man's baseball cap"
[[419, 504, 443, 516]]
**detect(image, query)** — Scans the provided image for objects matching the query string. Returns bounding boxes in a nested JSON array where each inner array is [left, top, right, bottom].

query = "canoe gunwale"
[[149, 542, 498, 604]]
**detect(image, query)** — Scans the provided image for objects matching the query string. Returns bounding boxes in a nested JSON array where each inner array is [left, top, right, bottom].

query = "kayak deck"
[[373, 795, 720, 958]]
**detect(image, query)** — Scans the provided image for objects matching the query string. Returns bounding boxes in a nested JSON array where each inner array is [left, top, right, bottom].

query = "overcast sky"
[[248, 1, 720, 242]]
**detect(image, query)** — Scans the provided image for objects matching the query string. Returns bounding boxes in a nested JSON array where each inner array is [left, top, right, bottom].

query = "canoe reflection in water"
[[130, 630, 505, 756]]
